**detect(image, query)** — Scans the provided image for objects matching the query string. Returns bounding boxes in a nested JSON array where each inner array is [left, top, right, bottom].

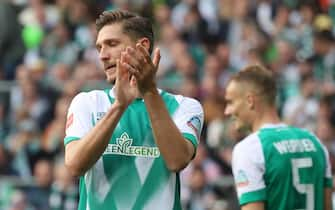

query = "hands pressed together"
[[114, 44, 161, 107]]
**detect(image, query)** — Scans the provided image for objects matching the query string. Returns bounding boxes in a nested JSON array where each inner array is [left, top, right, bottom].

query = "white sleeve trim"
[[65, 92, 94, 139], [232, 133, 266, 198], [172, 96, 204, 142]]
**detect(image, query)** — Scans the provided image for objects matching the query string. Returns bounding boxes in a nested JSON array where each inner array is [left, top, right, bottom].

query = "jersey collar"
[[109, 87, 163, 99], [260, 123, 287, 129]]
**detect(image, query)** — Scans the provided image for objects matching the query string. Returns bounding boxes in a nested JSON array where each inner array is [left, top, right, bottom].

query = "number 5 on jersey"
[[291, 158, 314, 210]]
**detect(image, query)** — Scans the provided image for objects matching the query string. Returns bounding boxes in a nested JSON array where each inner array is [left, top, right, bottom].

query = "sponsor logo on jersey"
[[236, 170, 249, 188], [104, 132, 160, 158], [97, 112, 106, 121], [187, 116, 201, 135], [66, 113, 74, 130]]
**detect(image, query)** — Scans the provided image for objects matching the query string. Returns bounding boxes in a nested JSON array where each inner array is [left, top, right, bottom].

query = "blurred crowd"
[[1, 0, 335, 209]]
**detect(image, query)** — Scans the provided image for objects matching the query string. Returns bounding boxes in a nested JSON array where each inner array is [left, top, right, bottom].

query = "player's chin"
[[236, 121, 251, 134], [106, 74, 116, 84], [234, 120, 245, 131], [107, 77, 116, 84]]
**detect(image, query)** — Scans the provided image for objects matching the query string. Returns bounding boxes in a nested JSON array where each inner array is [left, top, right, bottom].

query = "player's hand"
[[122, 44, 161, 96], [114, 53, 138, 107]]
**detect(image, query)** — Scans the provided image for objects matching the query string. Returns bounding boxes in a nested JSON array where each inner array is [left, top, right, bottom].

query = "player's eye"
[[107, 40, 119, 47], [96, 45, 101, 52]]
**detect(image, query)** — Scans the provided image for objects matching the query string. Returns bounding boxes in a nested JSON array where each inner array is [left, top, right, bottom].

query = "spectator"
[[282, 73, 319, 131], [0, 144, 18, 176], [24, 159, 53, 210], [49, 160, 78, 210], [0, 1, 26, 80]]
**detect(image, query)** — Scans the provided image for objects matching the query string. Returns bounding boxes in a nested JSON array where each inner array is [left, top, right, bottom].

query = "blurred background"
[[1, 0, 335, 209]]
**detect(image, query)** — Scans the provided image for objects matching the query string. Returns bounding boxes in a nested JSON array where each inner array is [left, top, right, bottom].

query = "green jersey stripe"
[[104, 89, 115, 104], [161, 91, 179, 115], [78, 178, 87, 210], [173, 174, 181, 210], [182, 133, 198, 148], [131, 158, 179, 210], [325, 178, 333, 188], [64, 136, 80, 145], [239, 188, 266, 205]]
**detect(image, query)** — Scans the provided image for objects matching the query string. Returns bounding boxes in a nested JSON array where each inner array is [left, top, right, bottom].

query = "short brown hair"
[[230, 65, 277, 105], [96, 10, 154, 54]]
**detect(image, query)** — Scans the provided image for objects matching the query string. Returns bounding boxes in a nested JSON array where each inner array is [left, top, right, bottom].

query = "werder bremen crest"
[[104, 132, 160, 158]]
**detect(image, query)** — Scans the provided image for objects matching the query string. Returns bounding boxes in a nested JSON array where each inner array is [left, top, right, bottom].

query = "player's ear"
[[246, 93, 255, 110], [137, 38, 150, 52]]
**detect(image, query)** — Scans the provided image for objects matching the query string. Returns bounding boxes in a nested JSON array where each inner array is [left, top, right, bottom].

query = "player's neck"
[[252, 108, 281, 132], [113, 86, 142, 99]]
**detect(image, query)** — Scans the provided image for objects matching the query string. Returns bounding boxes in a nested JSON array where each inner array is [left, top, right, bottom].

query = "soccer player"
[[64, 10, 204, 210], [224, 65, 333, 210]]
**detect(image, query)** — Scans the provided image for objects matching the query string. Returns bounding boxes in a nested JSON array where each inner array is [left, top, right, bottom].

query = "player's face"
[[224, 81, 251, 131], [96, 23, 136, 83]]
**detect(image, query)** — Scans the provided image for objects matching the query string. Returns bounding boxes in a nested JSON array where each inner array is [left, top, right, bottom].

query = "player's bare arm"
[[324, 187, 333, 210], [65, 57, 137, 177], [122, 43, 195, 172], [242, 202, 265, 210]]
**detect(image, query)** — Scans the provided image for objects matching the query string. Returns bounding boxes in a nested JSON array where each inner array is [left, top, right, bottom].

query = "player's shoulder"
[[234, 132, 261, 154], [163, 90, 202, 109], [232, 132, 265, 164], [70, 89, 110, 109], [286, 125, 320, 142], [73, 89, 108, 101], [286, 125, 311, 133], [296, 127, 328, 148]]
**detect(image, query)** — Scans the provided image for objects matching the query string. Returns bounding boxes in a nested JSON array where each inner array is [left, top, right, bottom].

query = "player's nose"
[[99, 47, 110, 61], [224, 106, 232, 117]]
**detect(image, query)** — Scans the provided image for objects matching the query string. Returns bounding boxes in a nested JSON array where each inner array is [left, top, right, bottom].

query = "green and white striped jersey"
[[64, 88, 204, 210], [232, 123, 333, 210]]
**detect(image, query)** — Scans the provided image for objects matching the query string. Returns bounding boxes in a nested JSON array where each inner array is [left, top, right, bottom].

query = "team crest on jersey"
[[104, 132, 160, 158], [187, 116, 201, 135], [236, 170, 249, 188]]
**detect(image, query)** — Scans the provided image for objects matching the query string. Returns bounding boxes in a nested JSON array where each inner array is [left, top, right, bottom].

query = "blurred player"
[[225, 65, 333, 210]]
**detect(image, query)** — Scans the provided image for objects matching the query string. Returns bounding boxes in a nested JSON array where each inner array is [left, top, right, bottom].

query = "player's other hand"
[[122, 44, 161, 96], [114, 53, 138, 108]]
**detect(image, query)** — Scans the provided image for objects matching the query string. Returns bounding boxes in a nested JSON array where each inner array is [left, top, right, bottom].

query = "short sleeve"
[[64, 92, 93, 145], [172, 97, 204, 149], [232, 134, 266, 205]]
